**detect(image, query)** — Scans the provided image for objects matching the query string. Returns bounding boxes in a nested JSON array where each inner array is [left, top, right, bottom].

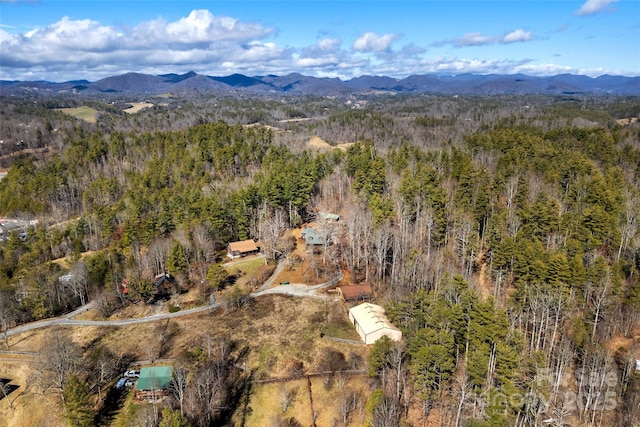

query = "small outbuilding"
[[320, 212, 340, 222], [348, 303, 402, 345], [227, 239, 259, 259], [338, 284, 374, 302], [135, 366, 174, 401]]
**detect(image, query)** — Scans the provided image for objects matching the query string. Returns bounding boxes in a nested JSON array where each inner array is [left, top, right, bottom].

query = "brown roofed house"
[[227, 239, 259, 259], [338, 284, 374, 302]]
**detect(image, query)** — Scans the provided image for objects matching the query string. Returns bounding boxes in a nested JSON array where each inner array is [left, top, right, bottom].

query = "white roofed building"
[[348, 303, 402, 345]]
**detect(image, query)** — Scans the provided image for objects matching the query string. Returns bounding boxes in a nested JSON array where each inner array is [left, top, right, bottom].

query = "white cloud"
[[577, 0, 618, 16], [296, 57, 337, 67], [0, 28, 15, 44], [133, 9, 272, 47], [513, 63, 573, 76], [353, 32, 399, 52], [235, 41, 287, 62], [455, 32, 497, 47], [502, 29, 533, 44], [440, 29, 534, 47], [23, 16, 122, 51], [0, 8, 630, 81], [316, 38, 341, 52], [0, 10, 284, 80], [400, 44, 427, 56]]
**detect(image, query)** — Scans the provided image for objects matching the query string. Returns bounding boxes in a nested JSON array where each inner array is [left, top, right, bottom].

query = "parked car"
[[116, 378, 127, 389], [124, 369, 140, 378]]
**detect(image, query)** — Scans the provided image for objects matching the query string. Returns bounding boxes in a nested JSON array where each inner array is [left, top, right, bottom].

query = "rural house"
[[135, 365, 174, 401], [300, 227, 326, 246], [147, 272, 179, 303], [227, 239, 259, 259], [338, 284, 374, 302], [348, 303, 402, 345]]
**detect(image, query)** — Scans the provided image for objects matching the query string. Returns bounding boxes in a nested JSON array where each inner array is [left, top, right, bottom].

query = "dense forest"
[[0, 93, 639, 426]]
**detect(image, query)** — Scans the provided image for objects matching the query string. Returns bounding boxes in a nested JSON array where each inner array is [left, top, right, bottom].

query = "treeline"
[[350, 122, 640, 425]]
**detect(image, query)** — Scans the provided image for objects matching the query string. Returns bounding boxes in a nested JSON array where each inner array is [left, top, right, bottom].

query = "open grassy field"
[[241, 375, 371, 426], [616, 117, 638, 125], [225, 256, 266, 277], [0, 294, 370, 426], [56, 106, 99, 123], [308, 136, 354, 151], [123, 102, 154, 114]]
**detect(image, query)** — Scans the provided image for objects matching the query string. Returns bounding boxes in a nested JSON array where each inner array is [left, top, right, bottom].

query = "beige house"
[[348, 303, 402, 345]]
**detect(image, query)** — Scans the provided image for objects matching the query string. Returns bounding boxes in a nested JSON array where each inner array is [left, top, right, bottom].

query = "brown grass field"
[[616, 117, 638, 125], [241, 375, 372, 426], [123, 102, 154, 114], [308, 136, 354, 151], [56, 106, 99, 124], [0, 293, 370, 426]]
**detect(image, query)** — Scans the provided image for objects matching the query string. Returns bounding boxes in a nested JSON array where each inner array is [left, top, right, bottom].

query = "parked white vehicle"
[[124, 370, 140, 378]]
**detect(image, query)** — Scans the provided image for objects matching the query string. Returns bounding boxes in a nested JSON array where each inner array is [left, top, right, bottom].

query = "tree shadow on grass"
[[0, 378, 19, 400], [94, 387, 129, 427]]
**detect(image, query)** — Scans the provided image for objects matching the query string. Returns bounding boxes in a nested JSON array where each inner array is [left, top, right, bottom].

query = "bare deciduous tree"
[[279, 385, 298, 413], [258, 204, 287, 261], [338, 389, 362, 426], [35, 330, 84, 400], [68, 260, 89, 306], [0, 292, 18, 348], [171, 362, 189, 415], [373, 395, 400, 427]]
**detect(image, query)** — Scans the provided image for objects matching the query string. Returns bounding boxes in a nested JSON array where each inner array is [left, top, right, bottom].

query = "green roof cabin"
[[135, 365, 173, 401]]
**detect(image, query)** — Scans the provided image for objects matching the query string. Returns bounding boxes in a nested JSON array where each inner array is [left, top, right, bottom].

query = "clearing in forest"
[[616, 117, 638, 125], [308, 136, 354, 151], [56, 106, 98, 124], [123, 102, 154, 114]]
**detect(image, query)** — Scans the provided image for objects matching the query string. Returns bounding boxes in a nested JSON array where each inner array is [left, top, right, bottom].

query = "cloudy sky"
[[0, 0, 638, 82]]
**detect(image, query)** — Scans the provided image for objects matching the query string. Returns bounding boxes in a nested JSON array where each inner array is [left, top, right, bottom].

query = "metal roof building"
[[300, 227, 326, 245], [135, 366, 173, 401], [348, 303, 402, 345]]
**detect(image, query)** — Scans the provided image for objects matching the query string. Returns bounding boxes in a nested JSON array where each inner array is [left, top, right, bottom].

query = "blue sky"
[[0, 0, 638, 81]]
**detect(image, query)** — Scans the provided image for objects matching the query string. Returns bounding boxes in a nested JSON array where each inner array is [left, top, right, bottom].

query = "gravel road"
[[3, 265, 342, 339]]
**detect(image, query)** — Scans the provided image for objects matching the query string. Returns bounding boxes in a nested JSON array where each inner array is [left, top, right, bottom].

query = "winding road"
[[3, 261, 342, 339], [4, 301, 221, 338]]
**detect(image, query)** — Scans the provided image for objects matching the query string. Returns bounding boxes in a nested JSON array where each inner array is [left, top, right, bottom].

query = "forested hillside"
[[0, 94, 639, 426]]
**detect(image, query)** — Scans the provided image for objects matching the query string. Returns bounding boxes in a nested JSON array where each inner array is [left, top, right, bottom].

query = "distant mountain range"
[[2, 71, 639, 97]]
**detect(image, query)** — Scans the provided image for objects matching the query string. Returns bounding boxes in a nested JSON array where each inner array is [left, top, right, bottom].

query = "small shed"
[[135, 366, 174, 401], [300, 227, 326, 246], [338, 284, 374, 302], [348, 303, 402, 345], [227, 239, 259, 259], [320, 212, 340, 222]]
